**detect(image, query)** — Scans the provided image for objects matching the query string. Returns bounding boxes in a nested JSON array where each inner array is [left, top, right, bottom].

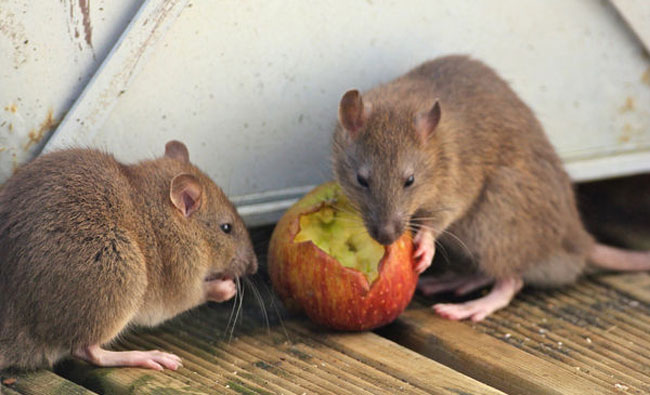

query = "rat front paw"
[[204, 278, 237, 302], [413, 229, 435, 274]]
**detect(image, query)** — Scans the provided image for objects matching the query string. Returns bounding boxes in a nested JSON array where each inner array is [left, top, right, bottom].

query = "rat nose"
[[371, 220, 402, 246]]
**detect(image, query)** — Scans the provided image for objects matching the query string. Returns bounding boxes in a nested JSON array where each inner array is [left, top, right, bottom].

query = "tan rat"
[[332, 55, 650, 321], [0, 141, 257, 370]]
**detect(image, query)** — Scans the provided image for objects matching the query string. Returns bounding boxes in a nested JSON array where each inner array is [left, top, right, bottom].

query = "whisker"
[[228, 277, 245, 343], [410, 207, 456, 218], [259, 279, 291, 343], [434, 239, 451, 265], [245, 276, 271, 335], [438, 229, 475, 261], [224, 278, 238, 340]]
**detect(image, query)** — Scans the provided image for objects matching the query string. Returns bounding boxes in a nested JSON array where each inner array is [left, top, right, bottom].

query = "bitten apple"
[[268, 182, 417, 331]]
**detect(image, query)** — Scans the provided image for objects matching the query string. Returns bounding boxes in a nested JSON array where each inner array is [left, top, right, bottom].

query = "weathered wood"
[[288, 321, 504, 395], [596, 272, 650, 304], [383, 273, 650, 394], [378, 302, 608, 395], [0, 385, 21, 395], [54, 298, 503, 395], [0, 370, 96, 395], [56, 359, 216, 395], [183, 307, 499, 394]]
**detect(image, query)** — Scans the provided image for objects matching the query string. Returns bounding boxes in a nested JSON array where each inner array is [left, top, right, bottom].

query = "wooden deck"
[[2, 176, 649, 394]]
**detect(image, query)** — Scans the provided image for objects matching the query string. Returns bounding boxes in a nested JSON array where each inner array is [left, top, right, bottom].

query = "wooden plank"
[[0, 370, 96, 395], [288, 321, 503, 395], [596, 272, 650, 304], [179, 306, 499, 395], [0, 386, 21, 395], [56, 359, 218, 395], [382, 273, 650, 394], [377, 302, 608, 395], [54, 298, 502, 394]]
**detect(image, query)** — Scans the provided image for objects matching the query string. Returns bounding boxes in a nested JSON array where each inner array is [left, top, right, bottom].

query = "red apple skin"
[[268, 182, 417, 331]]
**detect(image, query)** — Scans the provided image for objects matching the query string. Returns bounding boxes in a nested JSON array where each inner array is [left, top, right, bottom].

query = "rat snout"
[[368, 218, 403, 246], [246, 254, 258, 275], [232, 247, 258, 277]]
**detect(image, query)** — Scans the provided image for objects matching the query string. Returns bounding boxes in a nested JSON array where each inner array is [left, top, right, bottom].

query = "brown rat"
[[0, 140, 257, 370], [332, 55, 650, 321]]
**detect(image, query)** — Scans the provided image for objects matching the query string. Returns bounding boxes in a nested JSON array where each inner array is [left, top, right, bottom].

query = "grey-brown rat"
[[0, 140, 257, 370], [332, 55, 650, 321]]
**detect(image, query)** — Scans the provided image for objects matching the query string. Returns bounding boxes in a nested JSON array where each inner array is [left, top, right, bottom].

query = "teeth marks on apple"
[[293, 196, 385, 284]]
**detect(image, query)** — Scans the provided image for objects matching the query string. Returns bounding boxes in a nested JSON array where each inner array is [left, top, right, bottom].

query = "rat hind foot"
[[418, 272, 493, 296], [74, 345, 182, 371], [433, 277, 523, 322]]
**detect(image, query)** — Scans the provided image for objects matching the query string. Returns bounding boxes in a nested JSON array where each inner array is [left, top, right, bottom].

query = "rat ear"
[[165, 140, 189, 163], [338, 90, 372, 136], [414, 100, 441, 142], [170, 174, 202, 217]]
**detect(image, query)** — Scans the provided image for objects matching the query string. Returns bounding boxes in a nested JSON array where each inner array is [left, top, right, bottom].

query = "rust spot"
[[23, 108, 59, 150], [642, 67, 650, 86], [4, 104, 17, 113], [618, 123, 635, 144], [619, 97, 635, 113], [8, 123, 13, 132], [78, 0, 93, 48]]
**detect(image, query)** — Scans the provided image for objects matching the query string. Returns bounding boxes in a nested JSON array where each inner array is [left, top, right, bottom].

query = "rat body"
[[0, 141, 257, 370], [333, 55, 650, 321]]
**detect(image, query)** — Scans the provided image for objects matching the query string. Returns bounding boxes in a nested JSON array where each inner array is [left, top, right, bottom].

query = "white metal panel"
[[610, 0, 650, 52], [0, 0, 142, 182], [13, 1, 650, 225], [42, 0, 189, 154]]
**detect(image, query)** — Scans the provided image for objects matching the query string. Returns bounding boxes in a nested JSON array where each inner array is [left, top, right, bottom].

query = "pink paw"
[[204, 278, 237, 302], [74, 346, 183, 370], [126, 350, 183, 371], [433, 301, 493, 322], [432, 277, 523, 322], [413, 229, 435, 274]]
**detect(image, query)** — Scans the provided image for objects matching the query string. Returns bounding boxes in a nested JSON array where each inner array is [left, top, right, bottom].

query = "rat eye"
[[220, 223, 232, 234], [404, 175, 415, 188], [357, 174, 369, 188]]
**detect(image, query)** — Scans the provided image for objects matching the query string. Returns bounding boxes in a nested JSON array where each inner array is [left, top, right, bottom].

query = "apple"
[[268, 181, 417, 331]]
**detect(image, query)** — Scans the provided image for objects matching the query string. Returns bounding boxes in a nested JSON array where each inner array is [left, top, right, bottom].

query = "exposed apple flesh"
[[293, 204, 385, 284], [268, 182, 417, 331]]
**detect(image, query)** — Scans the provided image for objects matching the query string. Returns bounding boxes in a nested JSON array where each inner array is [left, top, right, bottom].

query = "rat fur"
[[333, 55, 650, 321], [0, 141, 257, 370]]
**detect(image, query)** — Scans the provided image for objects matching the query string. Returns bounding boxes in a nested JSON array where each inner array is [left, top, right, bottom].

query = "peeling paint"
[[0, 5, 29, 67], [63, 0, 94, 51], [78, 0, 93, 48], [23, 109, 59, 150]]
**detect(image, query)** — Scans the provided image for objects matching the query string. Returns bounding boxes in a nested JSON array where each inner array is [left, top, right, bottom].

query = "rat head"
[[165, 141, 258, 286], [332, 90, 442, 245]]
